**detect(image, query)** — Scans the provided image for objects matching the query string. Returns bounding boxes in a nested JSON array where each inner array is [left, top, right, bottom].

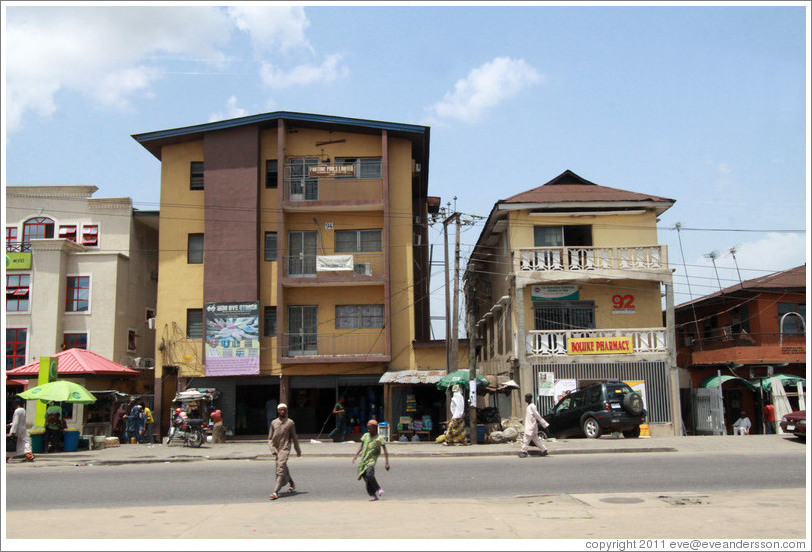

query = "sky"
[[2, 2, 809, 339]]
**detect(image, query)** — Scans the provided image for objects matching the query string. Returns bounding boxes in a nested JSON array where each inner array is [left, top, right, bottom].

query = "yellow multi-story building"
[[133, 112, 436, 437], [465, 170, 681, 436]]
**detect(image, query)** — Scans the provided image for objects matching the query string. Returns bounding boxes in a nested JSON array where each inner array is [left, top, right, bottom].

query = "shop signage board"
[[567, 336, 634, 355], [309, 164, 355, 178], [316, 254, 354, 271], [6, 252, 32, 270], [204, 301, 260, 376], [531, 284, 579, 301]]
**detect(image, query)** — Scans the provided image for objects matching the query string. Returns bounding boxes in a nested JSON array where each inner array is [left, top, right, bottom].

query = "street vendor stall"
[[379, 370, 447, 442]]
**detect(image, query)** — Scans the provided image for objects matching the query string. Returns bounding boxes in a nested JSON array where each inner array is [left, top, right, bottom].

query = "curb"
[[18, 446, 680, 467]]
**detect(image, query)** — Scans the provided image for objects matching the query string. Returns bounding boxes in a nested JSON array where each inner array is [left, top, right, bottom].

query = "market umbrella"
[[436, 370, 490, 392], [752, 374, 806, 391], [18, 380, 97, 404]]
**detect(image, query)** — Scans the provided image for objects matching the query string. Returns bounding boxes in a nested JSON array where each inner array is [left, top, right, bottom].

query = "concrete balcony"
[[282, 177, 383, 211], [678, 332, 806, 366], [514, 245, 670, 283], [526, 327, 668, 358], [279, 331, 387, 363]]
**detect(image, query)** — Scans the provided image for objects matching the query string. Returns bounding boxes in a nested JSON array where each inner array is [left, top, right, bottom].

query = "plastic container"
[[476, 425, 485, 443], [30, 433, 45, 454], [63, 430, 80, 452]]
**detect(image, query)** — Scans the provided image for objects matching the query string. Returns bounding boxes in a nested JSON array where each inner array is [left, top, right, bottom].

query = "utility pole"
[[442, 210, 460, 373], [452, 213, 461, 374], [466, 280, 479, 445]]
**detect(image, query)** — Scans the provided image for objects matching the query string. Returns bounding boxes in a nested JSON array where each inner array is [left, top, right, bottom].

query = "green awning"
[[699, 374, 757, 391], [752, 374, 806, 391]]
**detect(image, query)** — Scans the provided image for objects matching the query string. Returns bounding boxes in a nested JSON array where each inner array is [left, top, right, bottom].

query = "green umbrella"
[[436, 370, 490, 392], [18, 380, 97, 404]]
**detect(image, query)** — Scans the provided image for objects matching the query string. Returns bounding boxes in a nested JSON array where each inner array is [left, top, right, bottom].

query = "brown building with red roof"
[[675, 264, 807, 434]]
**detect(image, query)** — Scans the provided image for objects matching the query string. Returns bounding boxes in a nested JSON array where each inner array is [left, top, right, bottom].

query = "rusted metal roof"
[[378, 370, 447, 384]]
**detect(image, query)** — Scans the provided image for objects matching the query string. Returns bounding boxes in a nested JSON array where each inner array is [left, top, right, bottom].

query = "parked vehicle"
[[779, 410, 806, 440], [541, 381, 646, 439], [167, 408, 206, 447]]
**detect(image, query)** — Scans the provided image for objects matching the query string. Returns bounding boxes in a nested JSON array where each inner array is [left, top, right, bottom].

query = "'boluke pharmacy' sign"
[[567, 336, 634, 355]]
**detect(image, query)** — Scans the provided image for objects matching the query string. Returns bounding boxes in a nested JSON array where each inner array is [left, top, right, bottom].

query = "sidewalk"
[[7, 433, 805, 467]]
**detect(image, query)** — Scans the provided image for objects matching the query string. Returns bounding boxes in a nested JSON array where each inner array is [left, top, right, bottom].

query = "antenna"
[[728, 245, 743, 286], [703, 250, 723, 291]]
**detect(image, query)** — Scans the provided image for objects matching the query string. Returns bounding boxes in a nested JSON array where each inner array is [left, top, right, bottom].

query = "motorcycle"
[[166, 409, 206, 448]]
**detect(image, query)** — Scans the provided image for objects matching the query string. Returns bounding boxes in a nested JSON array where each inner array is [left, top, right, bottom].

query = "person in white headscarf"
[[443, 384, 468, 446]]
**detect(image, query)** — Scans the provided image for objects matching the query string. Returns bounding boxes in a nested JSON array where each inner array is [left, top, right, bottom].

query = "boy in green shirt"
[[352, 419, 390, 501]]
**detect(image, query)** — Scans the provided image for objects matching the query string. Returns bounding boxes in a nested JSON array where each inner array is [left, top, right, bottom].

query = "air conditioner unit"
[[354, 263, 372, 276], [136, 357, 155, 369], [147, 318, 156, 330]]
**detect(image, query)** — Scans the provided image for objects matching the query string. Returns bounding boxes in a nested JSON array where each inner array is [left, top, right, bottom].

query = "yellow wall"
[[520, 280, 664, 330], [155, 141, 205, 378], [508, 211, 660, 249], [155, 124, 421, 378]]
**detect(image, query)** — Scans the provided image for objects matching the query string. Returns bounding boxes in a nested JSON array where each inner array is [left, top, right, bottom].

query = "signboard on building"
[[6, 252, 32, 270], [204, 301, 260, 376], [316, 255, 354, 271], [567, 336, 634, 355], [611, 294, 636, 314], [309, 164, 355, 178], [531, 285, 579, 301]]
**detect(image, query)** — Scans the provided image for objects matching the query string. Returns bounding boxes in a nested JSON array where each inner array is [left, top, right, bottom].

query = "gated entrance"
[[692, 387, 725, 435]]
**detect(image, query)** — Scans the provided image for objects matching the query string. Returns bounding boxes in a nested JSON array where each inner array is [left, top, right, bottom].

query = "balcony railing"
[[283, 177, 383, 203], [6, 241, 31, 252], [526, 327, 667, 357], [280, 331, 385, 358], [282, 252, 384, 278], [684, 332, 806, 351], [517, 245, 667, 273]]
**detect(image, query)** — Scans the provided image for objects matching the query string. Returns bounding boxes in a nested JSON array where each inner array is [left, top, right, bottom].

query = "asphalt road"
[[6, 450, 806, 511]]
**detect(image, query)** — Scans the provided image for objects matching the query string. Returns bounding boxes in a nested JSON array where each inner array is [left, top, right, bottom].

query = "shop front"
[[380, 370, 447, 442]]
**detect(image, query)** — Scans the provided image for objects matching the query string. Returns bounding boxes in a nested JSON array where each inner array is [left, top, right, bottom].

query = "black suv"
[[541, 381, 646, 439]]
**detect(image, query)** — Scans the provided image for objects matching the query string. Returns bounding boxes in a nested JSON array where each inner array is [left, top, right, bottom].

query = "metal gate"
[[692, 387, 725, 435]]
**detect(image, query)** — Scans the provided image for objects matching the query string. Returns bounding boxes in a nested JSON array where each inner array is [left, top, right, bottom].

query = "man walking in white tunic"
[[519, 393, 549, 458]]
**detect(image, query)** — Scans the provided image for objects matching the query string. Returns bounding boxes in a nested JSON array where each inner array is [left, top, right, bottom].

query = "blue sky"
[[3, 3, 809, 338]]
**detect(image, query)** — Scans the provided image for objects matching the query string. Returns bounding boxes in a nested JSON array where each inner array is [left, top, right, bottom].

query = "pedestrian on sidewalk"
[[140, 401, 154, 444], [210, 406, 226, 443], [519, 393, 549, 458], [328, 396, 347, 442], [443, 384, 468, 446], [353, 419, 389, 501], [7, 397, 34, 463], [763, 403, 776, 434], [267, 403, 301, 500]]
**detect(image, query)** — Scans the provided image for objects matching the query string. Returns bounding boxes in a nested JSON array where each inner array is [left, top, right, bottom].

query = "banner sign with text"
[[567, 336, 634, 355], [205, 301, 260, 376], [531, 284, 579, 301], [309, 164, 355, 178], [6, 252, 32, 270]]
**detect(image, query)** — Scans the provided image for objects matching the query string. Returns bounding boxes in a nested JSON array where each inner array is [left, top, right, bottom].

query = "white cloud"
[[5, 6, 334, 133], [428, 57, 542, 123], [706, 159, 733, 190], [227, 5, 312, 55], [5, 6, 232, 132], [209, 96, 248, 122], [260, 54, 347, 89]]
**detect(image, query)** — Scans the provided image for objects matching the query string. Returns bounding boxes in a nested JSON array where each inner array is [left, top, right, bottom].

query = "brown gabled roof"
[[675, 264, 807, 309], [503, 169, 675, 208]]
